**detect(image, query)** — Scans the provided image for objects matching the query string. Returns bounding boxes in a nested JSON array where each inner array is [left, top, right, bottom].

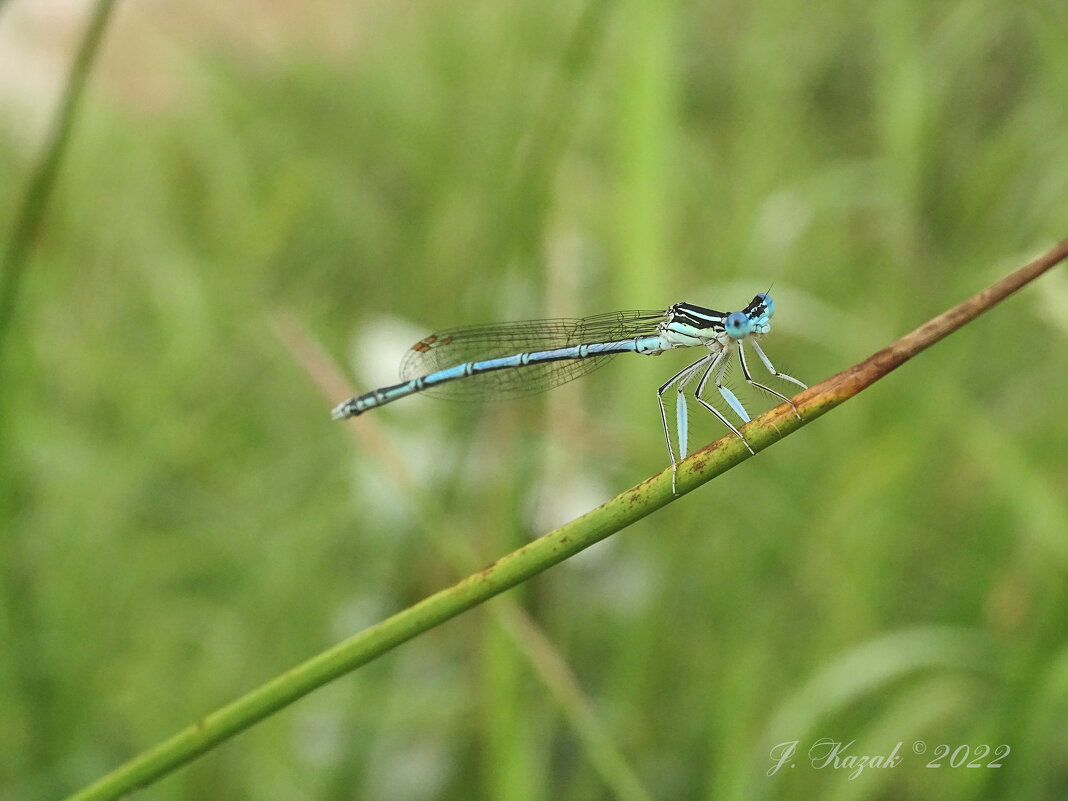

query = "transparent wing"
[[398, 309, 667, 400]]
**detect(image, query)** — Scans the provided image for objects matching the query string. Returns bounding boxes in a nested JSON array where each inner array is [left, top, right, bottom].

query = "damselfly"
[[333, 294, 806, 492]]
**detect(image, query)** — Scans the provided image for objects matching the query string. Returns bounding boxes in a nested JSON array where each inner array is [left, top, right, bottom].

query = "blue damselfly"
[[333, 294, 806, 491]]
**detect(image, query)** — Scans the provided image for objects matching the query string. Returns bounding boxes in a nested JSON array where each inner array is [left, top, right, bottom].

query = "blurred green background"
[[1, 0, 1066, 799]]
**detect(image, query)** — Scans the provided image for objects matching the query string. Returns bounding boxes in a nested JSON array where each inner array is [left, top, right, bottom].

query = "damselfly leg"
[[735, 340, 806, 419]]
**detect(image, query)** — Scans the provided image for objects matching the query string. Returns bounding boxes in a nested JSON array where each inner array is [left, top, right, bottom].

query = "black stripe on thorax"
[[669, 302, 727, 331]]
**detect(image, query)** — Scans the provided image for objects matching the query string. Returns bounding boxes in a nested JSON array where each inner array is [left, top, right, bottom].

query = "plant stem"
[[0, 0, 118, 366], [63, 238, 1068, 801]]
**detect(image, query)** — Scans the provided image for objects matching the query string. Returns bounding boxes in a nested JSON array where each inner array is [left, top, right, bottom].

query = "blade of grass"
[[62, 238, 1068, 801], [0, 0, 118, 783], [0, 0, 119, 365]]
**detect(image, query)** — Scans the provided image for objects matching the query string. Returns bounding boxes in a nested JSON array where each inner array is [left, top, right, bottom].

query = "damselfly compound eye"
[[725, 311, 750, 340]]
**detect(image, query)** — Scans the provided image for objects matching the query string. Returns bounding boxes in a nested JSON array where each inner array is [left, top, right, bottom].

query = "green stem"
[[0, 0, 119, 784], [0, 0, 119, 365], [62, 238, 1068, 801]]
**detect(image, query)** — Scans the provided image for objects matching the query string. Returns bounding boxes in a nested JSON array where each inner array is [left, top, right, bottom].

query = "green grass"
[[1, 1, 1066, 799]]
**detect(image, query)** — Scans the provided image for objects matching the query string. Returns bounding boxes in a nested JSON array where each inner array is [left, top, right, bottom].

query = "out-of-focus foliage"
[[1, 1, 1065, 799]]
